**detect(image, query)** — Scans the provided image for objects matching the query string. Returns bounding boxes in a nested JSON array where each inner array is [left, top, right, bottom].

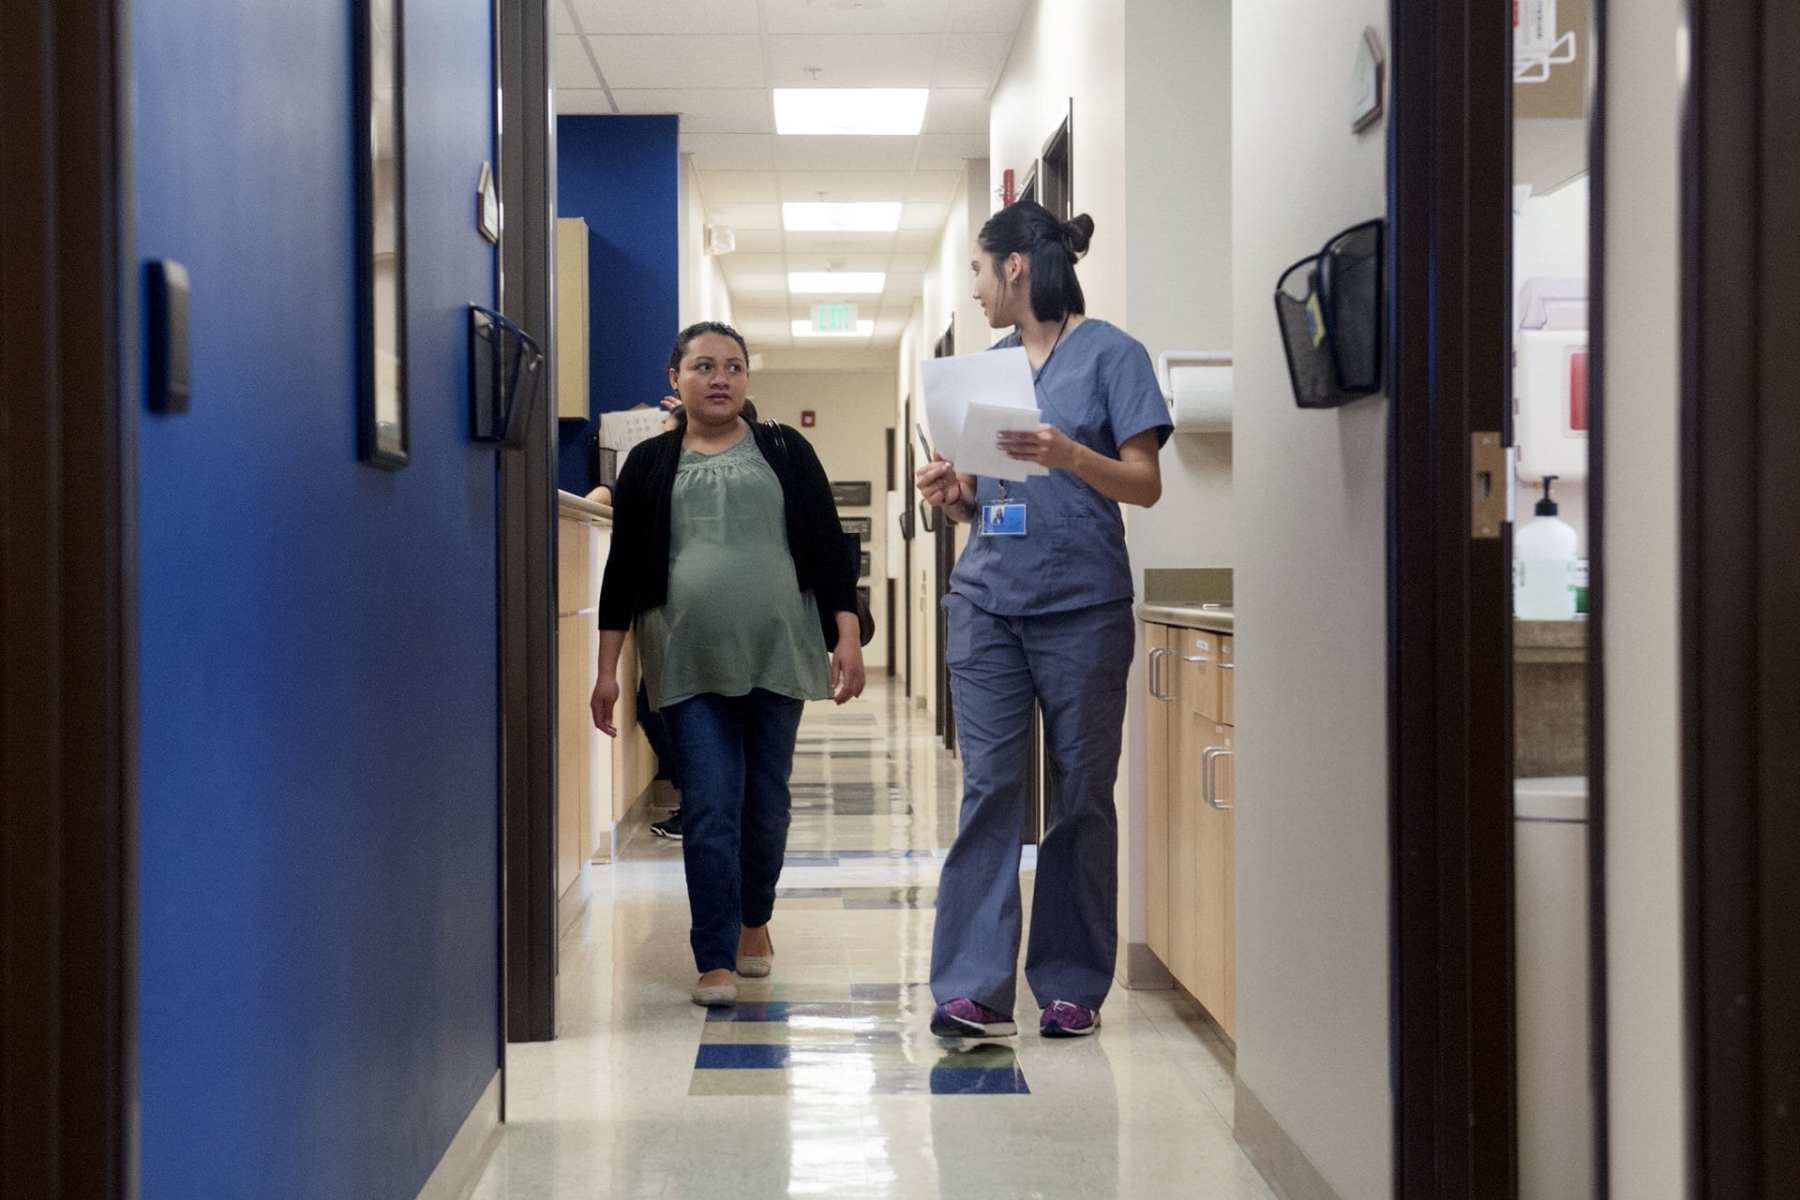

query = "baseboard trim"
[[609, 782, 662, 856], [1118, 941, 1175, 990], [416, 1071, 501, 1200], [557, 860, 593, 938], [1233, 1079, 1346, 1200]]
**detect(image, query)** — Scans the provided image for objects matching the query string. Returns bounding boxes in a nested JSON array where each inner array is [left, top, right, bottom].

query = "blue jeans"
[[660, 689, 806, 973]]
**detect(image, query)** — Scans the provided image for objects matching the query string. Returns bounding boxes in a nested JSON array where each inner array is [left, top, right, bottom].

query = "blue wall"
[[132, 3, 500, 1197], [555, 115, 680, 492]]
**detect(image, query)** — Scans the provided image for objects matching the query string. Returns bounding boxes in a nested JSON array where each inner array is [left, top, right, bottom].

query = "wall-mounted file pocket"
[[1273, 219, 1384, 408], [469, 304, 545, 449]]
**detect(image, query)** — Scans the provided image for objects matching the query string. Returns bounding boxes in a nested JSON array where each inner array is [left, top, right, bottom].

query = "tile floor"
[[473, 681, 1276, 1199]]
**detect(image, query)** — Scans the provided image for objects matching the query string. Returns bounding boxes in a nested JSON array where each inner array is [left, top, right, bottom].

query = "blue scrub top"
[[949, 318, 1173, 617]]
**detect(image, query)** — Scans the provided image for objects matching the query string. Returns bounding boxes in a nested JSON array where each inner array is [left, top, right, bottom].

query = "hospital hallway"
[[473, 681, 1276, 1199]]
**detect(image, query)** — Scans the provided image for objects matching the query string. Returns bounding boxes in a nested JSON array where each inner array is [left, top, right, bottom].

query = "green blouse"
[[635, 434, 832, 711]]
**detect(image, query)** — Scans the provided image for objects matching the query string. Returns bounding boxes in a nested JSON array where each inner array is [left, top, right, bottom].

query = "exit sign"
[[811, 303, 857, 333]]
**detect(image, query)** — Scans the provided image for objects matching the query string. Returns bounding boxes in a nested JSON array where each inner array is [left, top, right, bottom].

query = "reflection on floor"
[[473, 681, 1276, 1199]]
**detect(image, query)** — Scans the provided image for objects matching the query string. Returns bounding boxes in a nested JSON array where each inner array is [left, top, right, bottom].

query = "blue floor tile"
[[695, 1043, 790, 1069]]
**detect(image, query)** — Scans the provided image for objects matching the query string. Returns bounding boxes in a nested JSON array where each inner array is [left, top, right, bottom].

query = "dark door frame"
[[1680, 0, 1800, 1192], [884, 428, 897, 676], [496, 0, 560, 1045], [1, 0, 135, 1194], [1387, 0, 1526, 1192], [932, 320, 957, 752]]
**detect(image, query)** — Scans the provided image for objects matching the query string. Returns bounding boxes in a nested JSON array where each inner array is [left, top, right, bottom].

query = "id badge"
[[979, 502, 1028, 537]]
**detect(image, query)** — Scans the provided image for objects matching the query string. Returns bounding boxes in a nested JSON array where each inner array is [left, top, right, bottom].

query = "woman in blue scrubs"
[[916, 201, 1171, 1040]]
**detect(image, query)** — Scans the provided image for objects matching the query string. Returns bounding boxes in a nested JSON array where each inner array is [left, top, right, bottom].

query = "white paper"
[[598, 407, 667, 460], [919, 347, 1046, 482]]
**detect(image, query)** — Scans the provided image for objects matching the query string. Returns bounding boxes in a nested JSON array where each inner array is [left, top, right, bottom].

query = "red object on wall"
[[1568, 350, 1590, 431], [1002, 168, 1015, 206], [801, 410, 816, 428]]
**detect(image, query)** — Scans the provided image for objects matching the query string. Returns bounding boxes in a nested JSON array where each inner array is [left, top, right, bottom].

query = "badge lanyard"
[[983, 314, 1070, 537]]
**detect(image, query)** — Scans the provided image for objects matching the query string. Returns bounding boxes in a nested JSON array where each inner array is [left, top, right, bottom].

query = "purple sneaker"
[[1039, 1000, 1101, 1038], [930, 997, 1017, 1039]]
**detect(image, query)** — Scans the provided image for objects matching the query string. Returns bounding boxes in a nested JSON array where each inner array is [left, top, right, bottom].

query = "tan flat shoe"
[[737, 928, 773, 979], [691, 979, 738, 1007]]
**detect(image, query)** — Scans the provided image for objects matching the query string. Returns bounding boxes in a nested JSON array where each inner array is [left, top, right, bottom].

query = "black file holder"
[[468, 304, 545, 448], [1274, 219, 1384, 408]]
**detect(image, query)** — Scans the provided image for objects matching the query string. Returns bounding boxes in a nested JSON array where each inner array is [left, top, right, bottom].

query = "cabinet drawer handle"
[[1218, 662, 1235, 671], [1202, 746, 1235, 811], [1148, 647, 1173, 701]]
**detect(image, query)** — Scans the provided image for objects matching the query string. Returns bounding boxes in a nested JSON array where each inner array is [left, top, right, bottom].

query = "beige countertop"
[[1138, 603, 1235, 633], [557, 490, 613, 525]]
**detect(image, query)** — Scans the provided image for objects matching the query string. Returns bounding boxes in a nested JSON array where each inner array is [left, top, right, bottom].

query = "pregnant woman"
[[592, 322, 865, 1007]]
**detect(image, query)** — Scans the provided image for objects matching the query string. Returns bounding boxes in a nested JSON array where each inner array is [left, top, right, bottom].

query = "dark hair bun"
[[1064, 214, 1095, 256]]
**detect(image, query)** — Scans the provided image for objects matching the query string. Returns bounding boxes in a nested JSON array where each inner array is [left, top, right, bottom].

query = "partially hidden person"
[[592, 321, 866, 1007], [914, 201, 1172, 1040]]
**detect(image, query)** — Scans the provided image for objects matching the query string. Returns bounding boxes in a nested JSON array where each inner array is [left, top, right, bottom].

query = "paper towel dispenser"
[[1156, 350, 1232, 434]]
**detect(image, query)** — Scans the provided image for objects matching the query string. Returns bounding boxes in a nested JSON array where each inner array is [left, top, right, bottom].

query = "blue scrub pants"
[[931, 594, 1135, 1014]]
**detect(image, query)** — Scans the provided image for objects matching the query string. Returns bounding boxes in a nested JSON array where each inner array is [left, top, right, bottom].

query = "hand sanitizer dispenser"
[[1514, 476, 1579, 619]]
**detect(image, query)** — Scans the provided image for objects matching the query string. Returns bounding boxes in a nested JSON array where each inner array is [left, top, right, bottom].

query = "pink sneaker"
[[930, 997, 1017, 1039], [1039, 1000, 1101, 1038]]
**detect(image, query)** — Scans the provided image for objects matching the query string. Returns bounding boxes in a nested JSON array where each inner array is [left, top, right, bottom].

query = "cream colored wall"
[[894, 305, 939, 711], [1602, 0, 1687, 1192], [1116, 0, 1234, 953], [678, 154, 733, 329], [750, 370, 896, 672], [988, 0, 1127, 323], [1231, 1, 1392, 1196]]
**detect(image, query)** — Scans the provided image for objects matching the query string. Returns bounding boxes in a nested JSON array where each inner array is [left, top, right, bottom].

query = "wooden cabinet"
[[1143, 620, 1238, 1037], [1144, 625, 1174, 964], [555, 217, 590, 420]]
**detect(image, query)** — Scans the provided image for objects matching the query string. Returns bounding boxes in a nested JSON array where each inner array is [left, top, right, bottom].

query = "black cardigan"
[[597, 420, 858, 650]]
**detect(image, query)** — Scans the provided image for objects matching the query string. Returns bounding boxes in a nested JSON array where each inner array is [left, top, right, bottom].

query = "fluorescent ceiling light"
[[791, 319, 876, 339], [782, 202, 903, 232], [773, 88, 929, 136], [788, 272, 886, 295]]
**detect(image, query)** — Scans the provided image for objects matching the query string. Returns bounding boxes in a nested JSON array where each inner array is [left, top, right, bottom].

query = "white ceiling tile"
[[681, 133, 781, 170], [708, 201, 783, 230], [765, 35, 939, 88], [900, 202, 949, 231], [554, 35, 602, 89], [570, 0, 761, 34], [556, 89, 617, 116], [782, 251, 891, 274], [875, 314, 913, 335], [925, 88, 990, 134], [773, 136, 919, 172], [781, 230, 897, 256], [588, 35, 765, 89], [932, 34, 1012, 88], [894, 228, 942, 252], [721, 228, 786, 253], [904, 171, 961, 203], [948, 0, 1029, 35], [914, 132, 990, 171], [778, 171, 912, 203], [611, 89, 773, 133], [553, 0, 578, 35], [761, 0, 950, 35], [695, 171, 781, 204], [720, 252, 787, 277]]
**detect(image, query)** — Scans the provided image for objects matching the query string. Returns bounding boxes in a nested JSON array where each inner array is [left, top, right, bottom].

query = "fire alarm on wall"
[[801, 411, 816, 427]]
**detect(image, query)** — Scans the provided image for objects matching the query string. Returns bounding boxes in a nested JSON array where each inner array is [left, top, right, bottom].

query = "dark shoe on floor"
[[930, 997, 1017, 1039], [650, 810, 683, 841], [1039, 1000, 1101, 1038]]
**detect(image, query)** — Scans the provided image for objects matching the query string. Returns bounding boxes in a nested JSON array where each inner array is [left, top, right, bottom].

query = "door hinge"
[[1471, 432, 1507, 539]]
